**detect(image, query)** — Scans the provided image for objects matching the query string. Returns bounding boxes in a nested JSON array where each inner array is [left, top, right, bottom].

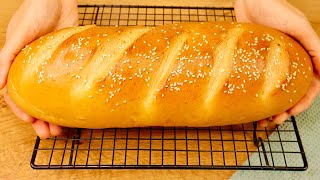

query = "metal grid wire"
[[30, 5, 307, 170], [78, 5, 235, 26]]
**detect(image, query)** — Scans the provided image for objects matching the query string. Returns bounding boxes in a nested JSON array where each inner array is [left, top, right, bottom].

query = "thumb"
[[0, 46, 17, 89], [0, 21, 39, 89], [295, 24, 320, 76], [234, 0, 251, 23]]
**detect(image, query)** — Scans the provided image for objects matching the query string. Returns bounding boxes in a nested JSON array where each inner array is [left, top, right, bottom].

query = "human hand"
[[0, 0, 78, 138], [234, 0, 320, 127]]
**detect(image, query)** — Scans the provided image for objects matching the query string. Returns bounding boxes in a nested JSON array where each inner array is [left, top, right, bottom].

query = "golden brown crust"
[[7, 22, 313, 128]]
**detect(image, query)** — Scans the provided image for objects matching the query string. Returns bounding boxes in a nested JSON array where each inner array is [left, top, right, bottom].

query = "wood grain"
[[287, 0, 320, 22], [0, 89, 273, 179], [0, 1, 236, 179], [0, 0, 319, 179], [31, 125, 273, 167], [1, 90, 236, 179]]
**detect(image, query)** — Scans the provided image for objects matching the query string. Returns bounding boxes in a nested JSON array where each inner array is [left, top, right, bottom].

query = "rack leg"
[[253, 122, 270, 166], [68, 128, 82, 165]]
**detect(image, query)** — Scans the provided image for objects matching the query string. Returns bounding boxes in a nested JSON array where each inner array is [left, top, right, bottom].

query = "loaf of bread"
[[7, 22, 313, 128]]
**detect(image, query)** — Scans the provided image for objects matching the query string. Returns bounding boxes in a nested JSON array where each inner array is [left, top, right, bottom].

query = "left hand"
[[234, 0, 320, 127], [0, 0, 79, 138]]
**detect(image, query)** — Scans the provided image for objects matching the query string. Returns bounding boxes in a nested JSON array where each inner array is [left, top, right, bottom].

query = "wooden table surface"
[[0, 0, 319, 180]]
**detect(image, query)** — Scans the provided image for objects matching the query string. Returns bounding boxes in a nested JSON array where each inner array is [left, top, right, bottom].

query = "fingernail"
[[21, 113, 35, 123]]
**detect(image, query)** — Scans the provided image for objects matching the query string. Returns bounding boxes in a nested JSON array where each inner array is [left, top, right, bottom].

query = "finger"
[[32, 120, 51, 139], [288, 76, 320, 115], [234, 0, 251, 23], [0, 27, 38, 89], [49, 123, 62, 136], [56, 0, 79, 30], [272, 112, 290, 125], [0, 13, 44, 89], [257, 119, 269, 128], [296, 26, 320, 76], [3, 87, 34, 123], [0, 49, 17, 89]]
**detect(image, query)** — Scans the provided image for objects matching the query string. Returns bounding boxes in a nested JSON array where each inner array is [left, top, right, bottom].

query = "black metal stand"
[[30, 5, 307, 171]]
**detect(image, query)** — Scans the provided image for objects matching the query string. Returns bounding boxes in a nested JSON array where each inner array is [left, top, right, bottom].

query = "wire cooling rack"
[[30, 5, 307, 171]]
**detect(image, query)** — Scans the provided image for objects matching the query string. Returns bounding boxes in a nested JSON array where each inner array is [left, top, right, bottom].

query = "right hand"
[[235, 0, 320, 127], [0, 0, 78, 139]]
